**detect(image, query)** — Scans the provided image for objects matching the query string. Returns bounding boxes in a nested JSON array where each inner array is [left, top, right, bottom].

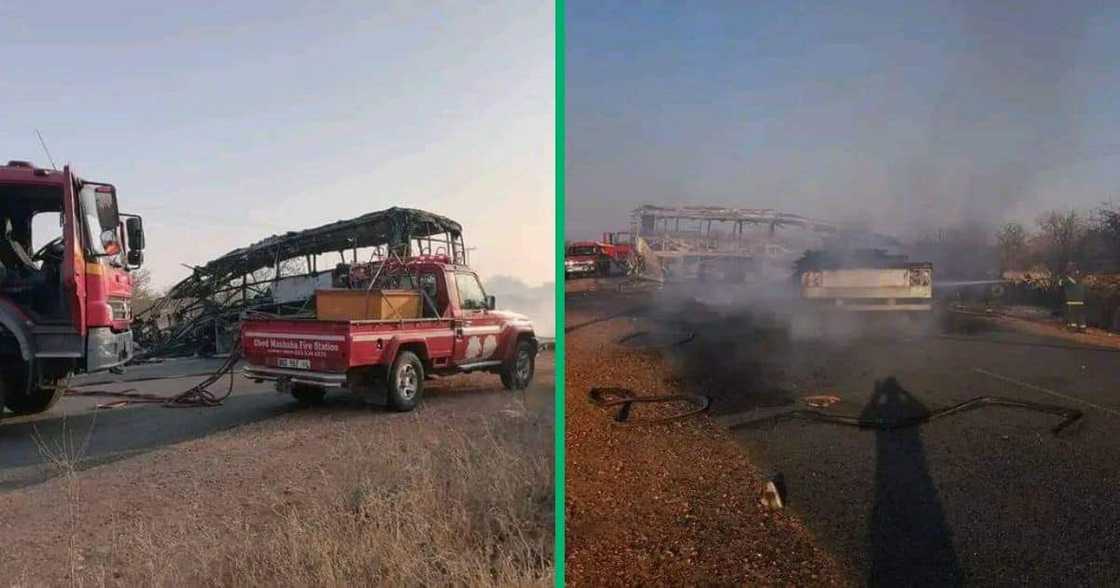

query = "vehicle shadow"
[[862, 377, 962, 585], [301, 377, 554, 420]]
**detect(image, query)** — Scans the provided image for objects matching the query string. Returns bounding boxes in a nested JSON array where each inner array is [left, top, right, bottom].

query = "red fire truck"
[[0, 160, 145, 419]]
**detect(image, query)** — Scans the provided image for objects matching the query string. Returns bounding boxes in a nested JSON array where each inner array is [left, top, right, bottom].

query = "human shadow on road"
[[862, 377, 961, 585]]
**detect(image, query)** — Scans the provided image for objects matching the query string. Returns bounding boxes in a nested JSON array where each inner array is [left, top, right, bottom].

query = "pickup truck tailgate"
[[241, 320, 351, 377]]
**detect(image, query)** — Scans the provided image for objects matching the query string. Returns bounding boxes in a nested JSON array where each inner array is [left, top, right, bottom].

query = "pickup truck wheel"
[[388, 351, 423, 412], [501, 339, 535, 390], [291, 383, 326, 405]]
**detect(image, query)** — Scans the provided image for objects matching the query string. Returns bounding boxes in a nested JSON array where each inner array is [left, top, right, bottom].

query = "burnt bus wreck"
[[630, 205, 836, 282], [134, 207, 464, 357]]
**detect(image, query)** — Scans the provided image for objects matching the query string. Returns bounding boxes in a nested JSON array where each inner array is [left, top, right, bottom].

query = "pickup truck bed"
[[240, 310, 537, 412], [242, 317, 458, 384]]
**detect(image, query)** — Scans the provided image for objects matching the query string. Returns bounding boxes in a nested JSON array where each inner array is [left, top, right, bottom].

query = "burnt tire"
[[291, 383, 326, 405], [387, 351, 423, 412], [500, 339, 535, 391]]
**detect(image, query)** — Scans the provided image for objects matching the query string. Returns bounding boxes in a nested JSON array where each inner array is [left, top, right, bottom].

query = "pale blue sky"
[[0, 1, 554, 289], [566, 1, 1120, 240]]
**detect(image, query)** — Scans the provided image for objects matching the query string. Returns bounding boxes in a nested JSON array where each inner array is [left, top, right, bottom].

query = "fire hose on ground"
[[729, 396, 1083, 435], [589, 386, 1082, 434], [588, 387, 711, 425], [64, 337, 243, 409]]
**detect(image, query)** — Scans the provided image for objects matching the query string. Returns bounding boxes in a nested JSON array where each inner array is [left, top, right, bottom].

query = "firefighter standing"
[[1061, 271, 1087, 331]]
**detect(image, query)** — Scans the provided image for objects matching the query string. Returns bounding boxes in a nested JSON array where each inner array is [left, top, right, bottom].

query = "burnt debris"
[[134, 207, 464, 358], [630, 204, 838, 283]]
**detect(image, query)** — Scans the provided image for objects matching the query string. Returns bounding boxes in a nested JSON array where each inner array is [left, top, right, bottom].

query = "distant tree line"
[[996, 202, 1120, 278]]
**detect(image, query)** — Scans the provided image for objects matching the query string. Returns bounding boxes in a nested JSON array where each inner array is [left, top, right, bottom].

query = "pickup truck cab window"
[[454, 272, 488, 310], [419, 272, 442, 316], [381, 274, 416, 289]]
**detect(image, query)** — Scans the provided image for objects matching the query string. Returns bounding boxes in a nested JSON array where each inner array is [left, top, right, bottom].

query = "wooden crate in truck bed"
[[315, 288, 422, 320]]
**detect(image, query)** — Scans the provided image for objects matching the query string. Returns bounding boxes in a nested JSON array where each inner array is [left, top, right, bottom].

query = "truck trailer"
[[796, 249, 933, 311]]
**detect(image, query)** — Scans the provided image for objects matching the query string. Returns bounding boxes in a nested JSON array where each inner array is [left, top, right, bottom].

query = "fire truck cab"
[[0, 160, 145, 418]]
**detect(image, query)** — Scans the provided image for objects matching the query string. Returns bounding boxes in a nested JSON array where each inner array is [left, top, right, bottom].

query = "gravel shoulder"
[[564, 300, 848, 586]]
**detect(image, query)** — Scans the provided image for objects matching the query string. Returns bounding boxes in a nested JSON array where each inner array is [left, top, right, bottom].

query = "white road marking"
[[974, 368, 1120, 419]]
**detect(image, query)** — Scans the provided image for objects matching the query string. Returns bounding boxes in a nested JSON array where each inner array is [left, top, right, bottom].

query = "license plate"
[[277, 357, 310, 370]]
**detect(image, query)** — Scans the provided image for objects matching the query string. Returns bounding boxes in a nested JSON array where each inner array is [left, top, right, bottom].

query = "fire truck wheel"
[[388, 351, 423, 412], [501, 339, 535, 390], [290, 383, 326, 405], [2, 364, 65, 416]]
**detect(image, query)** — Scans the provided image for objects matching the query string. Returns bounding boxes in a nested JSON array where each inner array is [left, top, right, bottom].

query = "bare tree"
[[996, 222, 1028, 273], [130, 268, 164, 316], [1096, 202, 1120, 262], [1035, 210, 1088, 278]]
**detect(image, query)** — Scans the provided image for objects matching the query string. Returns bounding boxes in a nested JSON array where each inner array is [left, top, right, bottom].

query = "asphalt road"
[[568, 287, 1120, 585], [0, 354, 554, 492]]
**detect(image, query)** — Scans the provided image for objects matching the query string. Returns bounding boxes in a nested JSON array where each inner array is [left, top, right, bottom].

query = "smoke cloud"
[[567, 1, 1110, 249]]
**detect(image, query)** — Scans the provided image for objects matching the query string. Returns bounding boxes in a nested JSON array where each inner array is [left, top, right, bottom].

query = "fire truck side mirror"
[[92, 185, 121, 231], [125, 216, 145, 250], [127, 249, 144, 268], [486, 294, 496, 310]]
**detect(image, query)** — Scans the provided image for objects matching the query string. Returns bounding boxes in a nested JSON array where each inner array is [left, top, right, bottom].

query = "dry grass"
[[201, 415, 554, 587], [31, 415, 99, 585], [7, 397, 553, 588]]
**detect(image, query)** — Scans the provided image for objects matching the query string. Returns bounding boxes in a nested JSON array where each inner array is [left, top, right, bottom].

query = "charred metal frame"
[[631, 205, 835, 252], [628, 205, 837, 281], [135, 207, 463, 357]]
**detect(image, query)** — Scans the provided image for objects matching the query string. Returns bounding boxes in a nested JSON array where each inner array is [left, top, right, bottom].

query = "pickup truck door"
[[451, 271, 502, 366]]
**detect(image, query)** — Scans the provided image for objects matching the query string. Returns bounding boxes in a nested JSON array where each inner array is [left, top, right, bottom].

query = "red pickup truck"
[[240, 255, 537, 411], [564, 241, 614, 278]]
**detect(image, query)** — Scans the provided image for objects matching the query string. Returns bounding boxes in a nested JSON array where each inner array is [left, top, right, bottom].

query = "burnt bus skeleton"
[[132, 207, 472, 356], [0, 161, 145, 418]]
